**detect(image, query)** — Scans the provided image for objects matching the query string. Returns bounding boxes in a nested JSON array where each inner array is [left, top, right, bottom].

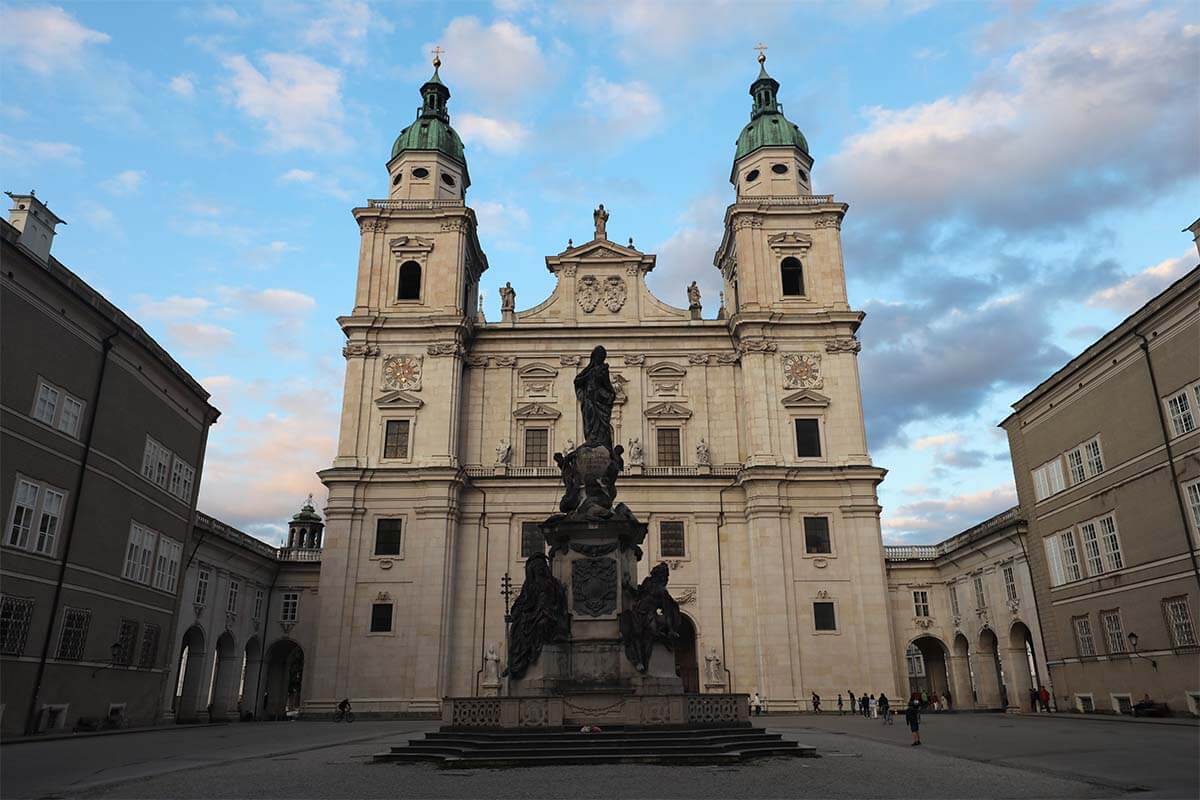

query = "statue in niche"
[[499, 281, 516, 313], [696, 437, 711, 466], [482, 642, 501, 683], [502, 554, 570, 680], [687, 281, 701, 310], [705, 648, 723, 684], [627, 437, 645, 466], [593, 204, 609, 240], [574, 345, 615, 451], [495, 439, 512, 465], [619, 562, 683, 673]]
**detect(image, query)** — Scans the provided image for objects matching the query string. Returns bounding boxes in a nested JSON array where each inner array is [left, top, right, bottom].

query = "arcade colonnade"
[[904, 618, 1044, 710]]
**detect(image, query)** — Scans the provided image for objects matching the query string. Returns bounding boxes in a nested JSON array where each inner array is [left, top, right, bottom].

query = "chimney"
[[6, 191, 66, 263]]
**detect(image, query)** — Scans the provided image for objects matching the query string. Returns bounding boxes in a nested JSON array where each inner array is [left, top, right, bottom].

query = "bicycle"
[[333, 702, 355, 723]]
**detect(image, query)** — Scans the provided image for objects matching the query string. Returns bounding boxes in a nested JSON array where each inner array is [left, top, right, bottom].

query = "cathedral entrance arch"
[[974, 628, 1006, 709], [674, 614, 700, 693], [1007, 621, 1039, 710], [174, 625, 207, 722], [263, 639, 304, 719], [905, 636, 950, 700]]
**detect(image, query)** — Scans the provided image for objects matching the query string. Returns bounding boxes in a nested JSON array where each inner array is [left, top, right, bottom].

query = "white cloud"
[[430, 18, 548, 108], [242, 241, 301, 267], [201, 4, 244, 26], [166, 322, 235, 356], [0, 133, 82, 164], [136, 295, 214, 319], [280, 168, 316, 183], [0, 5, 110, 74], [1, 106, 30, 121], [216, 286, 316, 315], [881, 484, 1017, 543], [583, 1, 791, 62], [474, 201, 530, 232], [169, 74, 196, 98], [914, 433, 964, 450], [456, 113, 530, 154], [101, 169, 145, 196], [580, 77, 663, 141], [1086, 253, 1193, 312], [301, 0, 391, 66], [646, 193, 726, 312], [221, 53, 349, 151]]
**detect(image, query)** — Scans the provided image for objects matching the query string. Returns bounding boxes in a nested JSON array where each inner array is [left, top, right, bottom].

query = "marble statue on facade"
[[502, 554, 570, 680], [696, 437, 711, 466], [618, 562, 683, 673], [499, 281, 516, 313], [687, 281, 701, 310], [495, 439, 512, 465], [627, 437, 645, 466], [593, 204, 609, 240], [482, 642, 501, 684], [705, 648, 724, 684]]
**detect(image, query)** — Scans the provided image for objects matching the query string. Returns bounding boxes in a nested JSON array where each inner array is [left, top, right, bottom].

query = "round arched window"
[[745, 169, 760, 183], [771, 163, 788, 174], [441, 173, 456, 187], [398, 261, 422, 300], [781, 257, 804, 297], [411, 167, 430, 179]]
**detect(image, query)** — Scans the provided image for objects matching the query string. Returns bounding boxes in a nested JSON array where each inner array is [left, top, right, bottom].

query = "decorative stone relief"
[[814, 215, 841, 229], [641, 698, 670, 725], [737, 337, 777, 354], [495, 440, 513, 465], [624, 262, 639, 276], [826, 336, 862, 354], [715, 352, 741, 364], [767, 231, 814, 254], [520, 699, 549, 727], [342, 343, 380, 359], [732, 214, 763, 231], [559, 354, 581, 366], [816, 589, 830, 600], [494, 356, 517, 367], [602, 276, 627, 312], [1006, 598, 1021, 614], [440, 218, 468, 231], [914, 617, 935, 630], [464, 355, 487, 368], [687, 353, 711, 365], [427, 341, 463, 357], [612, 374, 628, 403], [571, 558, 617, 617], [782, 352, 822, 389], [627, 437, 645, 465], [561, 263, 577, 277], [358, 218, 388, 233], [577, 275, 601, 312], [623, 354, 645, 366], [653, 382, 680, 396], [382, 354, 422, 391], [675, 587, 697, 605]]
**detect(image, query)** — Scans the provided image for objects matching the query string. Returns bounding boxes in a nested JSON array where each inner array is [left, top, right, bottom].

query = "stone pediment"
[[388, 235, 435, 253], [646, 362, 687, 378], [375, 389, 424, 409], [562, 238, 643, 260], [513, 402, 561, 420], [767, 231, 813, 254], [517, 362, 558, 378], [781, 389, 831, 408], [644, 402, 692, 419]]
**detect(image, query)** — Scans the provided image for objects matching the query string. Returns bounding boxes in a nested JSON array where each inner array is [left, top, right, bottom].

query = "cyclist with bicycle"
[[334, 698, 354, 722]]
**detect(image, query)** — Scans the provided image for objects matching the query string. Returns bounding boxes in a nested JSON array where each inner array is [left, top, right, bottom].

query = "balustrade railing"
[[277, 547, 322, 562]]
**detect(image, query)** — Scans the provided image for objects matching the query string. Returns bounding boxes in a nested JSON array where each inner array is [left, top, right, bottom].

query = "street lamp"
[[500, 572, 515, 696], [1127, 632, 1157, 671]]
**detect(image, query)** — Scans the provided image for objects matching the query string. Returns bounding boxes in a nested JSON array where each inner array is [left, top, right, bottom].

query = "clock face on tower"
[[382, 355, 422, 391], [782, 352, 822, 389]]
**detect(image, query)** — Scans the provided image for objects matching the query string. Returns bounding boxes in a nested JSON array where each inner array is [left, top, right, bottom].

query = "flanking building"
[[1001, 264, 1200, 716], [1, 193, 220, 736]]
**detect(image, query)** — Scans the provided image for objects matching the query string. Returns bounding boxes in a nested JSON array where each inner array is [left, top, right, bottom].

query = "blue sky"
[[2, 0, 1196, 544]]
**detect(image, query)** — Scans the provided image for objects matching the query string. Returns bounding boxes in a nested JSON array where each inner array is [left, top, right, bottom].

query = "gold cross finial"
[[431, 46, 444, 68], [754, 42, 768, 64]]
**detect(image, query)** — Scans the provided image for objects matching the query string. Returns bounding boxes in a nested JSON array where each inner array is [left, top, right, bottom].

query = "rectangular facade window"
[[122, 523, 157, 585], [195, 567, 210, 606], [0, 595, 35, 656], [913, 590, 930, 618], [1033, 458, 1066, 501], [114, 618, 139, 665], [33, 381, 60, 425], [281, 592, 299, 623], [1059, 530, 1083, 582], [973, 575, 987, 609], [659, 521, 686, 558], [1078, 522, 1104, 576], [56, 607, 91, 660], [226, 580, 240, 615], [1100, 610, 1125, 654], [1084, 438, 1104, 476], [141, 437, 172, 488], [1186, 479, 1200, 532], [1066, 448, 1087, 485], [169, 459, 195, 502], [1073, 615, 1097, 657], [656, 427, 682, 466], [813, 601, 837, 631], [1163, 596, 1197, 647], [152, 537, 182, 593], [253, 589, 264, 620], [374, 519, 403, 556], [33, 488, 65, 556], [794, 418, 821, 458], [383, 419, 410, 459], [1166, 388, 1196, 437], [803, 517, 831, 554], [139, 623, 161, 668], [1003, 566, 1018, 602], [524, 427, 549, 466], [520, 521, 544, 558], [370, 603, 394, 632], [949, 583, 961, 616], [57, 396, 83, 437], [7, 478, 40, 550], [1044, 535, 1065, 586], [1097, 515, 1123, 571]]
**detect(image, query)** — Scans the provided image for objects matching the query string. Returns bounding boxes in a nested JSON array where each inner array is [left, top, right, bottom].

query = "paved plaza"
[[2, 713, 1197, 799]]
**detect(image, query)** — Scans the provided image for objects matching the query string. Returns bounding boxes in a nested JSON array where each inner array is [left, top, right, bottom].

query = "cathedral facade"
[[310, 57, 901, 715]]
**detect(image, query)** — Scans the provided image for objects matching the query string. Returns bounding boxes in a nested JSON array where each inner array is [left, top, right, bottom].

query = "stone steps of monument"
[[374, 727, 815, 766], [424, 725, 758, 740]]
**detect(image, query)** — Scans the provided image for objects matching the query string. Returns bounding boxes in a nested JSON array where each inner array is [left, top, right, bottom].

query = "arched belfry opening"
[[398, 261, 422, 301], [781, 257, 804, 296]]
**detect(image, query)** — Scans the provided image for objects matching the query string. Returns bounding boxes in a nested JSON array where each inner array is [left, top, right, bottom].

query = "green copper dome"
[[390, 64, 470, 183], [733, 60, 808, 162]]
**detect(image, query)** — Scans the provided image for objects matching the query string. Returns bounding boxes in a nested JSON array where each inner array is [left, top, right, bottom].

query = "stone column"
[[947, 654, 973, 710]]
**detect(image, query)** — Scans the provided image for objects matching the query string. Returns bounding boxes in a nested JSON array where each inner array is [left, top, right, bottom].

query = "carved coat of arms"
[[577, 276, 601, 312], [602, 276, 627, 312], [572, 557, 617, 616]]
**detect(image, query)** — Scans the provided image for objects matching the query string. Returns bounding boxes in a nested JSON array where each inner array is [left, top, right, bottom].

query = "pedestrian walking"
[[1029, 687, 1038, 712], [837, 693, 844, 715], [921, 690, 929, 709], [905, 699, 922, 746], [860, 694, 869, 718], [812, 692, 821, 713], [869, 694, 877, 718], [848, 690, 856, 713], [944, 689, 952, 711], [879, 692, 891, 724], [931, 692, 940, 712], [1038, 686, 1051, 712], [751, 691, 763, 716]]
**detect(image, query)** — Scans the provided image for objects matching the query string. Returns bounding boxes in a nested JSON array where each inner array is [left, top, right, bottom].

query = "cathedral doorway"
[[263, 639, 304, 719], [905, 636, 950, 699], [675, 614, 700, 693], [174, 625, 206, 722]]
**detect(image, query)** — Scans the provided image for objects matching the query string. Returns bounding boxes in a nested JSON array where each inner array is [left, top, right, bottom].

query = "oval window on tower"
[[411, 167, 430, 179], [771, 163, 788, 175], [798, 169, 809, 182], [392, 174, 402, 186], [441, 173, 456, 187], [745, 169, 760, 183]]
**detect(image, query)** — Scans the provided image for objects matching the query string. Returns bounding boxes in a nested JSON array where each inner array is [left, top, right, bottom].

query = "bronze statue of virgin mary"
[[573, 345, 615, 451]]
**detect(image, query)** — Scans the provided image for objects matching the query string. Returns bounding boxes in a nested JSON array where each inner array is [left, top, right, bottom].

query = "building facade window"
[[524, 427, 549, 466], [6, 477, 67, 556], [520, 521, 544, 558], [370, 603, 394, 632], [1003, 565, 1018, 602], [169, 459, 195, 502], [56, 607, 91, 660], [0, 595, 35, 656], [973, 575, 987, 609], [1097, 515, 1123, 571], [195, 567, 210, 606], [1032, 458, 1066, 501], [803, 516, 831, 554], [280, 592, 299, 623], [58, 395, 84, 437], [780, 257, 804, 296], [913, 590, 930, 618], [656, 427, 682, 466], [813, 601, 837, 631], [1059, 530, 1083, 582], [1073, 615, 1097, 657], [905, 642, 925, 677], [139, 623, 161, 668], [31, 379, 86, 436], [1165, 384, 1198, 437], [397, 260, 422, 300], [794, 418, 821, 458], [1078, 521, 1104, 576], [253, 590, 264, 620], [152, 537, 182, 593], [659, 521, 685, 558], [374, 519, 403, 556], [383, 420, 411, 459], [226, 580, 240, 615], [1099, 610, 1125, 654], [1162, 596, 1197, 648], [948, 583, 961, 616], [1079, 515, 1123, 576], [122, 523, 157, 585], [141, 437, 173, 488], [1186, 479, 1200, 533], [1065, 437, 1104, 485], [33, 381, 59, 425], [115, 619, 139, 665]]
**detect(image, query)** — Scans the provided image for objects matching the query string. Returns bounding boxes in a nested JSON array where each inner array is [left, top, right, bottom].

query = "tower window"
[[375, 519, 402, 556], [745, 169, 760, 183], [795, 418, 821, 458], [411, 167, 429, 179], [781, 257, 804, 296], [813, 601, 837, 631], [392, 174, 401, 186], [771, 163, 788, 174], [798, 169, 809, 182], [398, 261, 421, 300], [440, 173, 456, 187], [370, 603, 393, 633]]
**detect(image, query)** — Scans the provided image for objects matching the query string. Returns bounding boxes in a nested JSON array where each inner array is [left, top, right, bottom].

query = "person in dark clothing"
[[1037, 686, 1050, 712], [848, 690, 856, 714], [1029, 687, 1039, 712], [812, 692, 821, 713], [905, 699, 922, 746], [879, 693, 891, 724], [837, 693, 844, 715], [860, 694, 870, 718]]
